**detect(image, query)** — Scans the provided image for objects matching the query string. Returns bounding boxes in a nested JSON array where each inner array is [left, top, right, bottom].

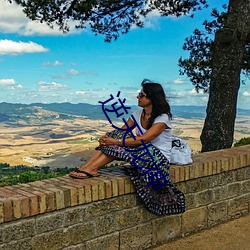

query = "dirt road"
[[152, 213, 250, 250]]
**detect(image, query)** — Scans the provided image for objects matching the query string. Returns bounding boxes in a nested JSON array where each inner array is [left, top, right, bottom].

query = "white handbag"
[[170, 136, 193, 165]]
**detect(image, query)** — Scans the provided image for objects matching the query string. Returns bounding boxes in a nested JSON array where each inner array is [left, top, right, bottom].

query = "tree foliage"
[[8, 0, 208, 41], [179, 5, 250, 92], [234, 137, 250, 147]]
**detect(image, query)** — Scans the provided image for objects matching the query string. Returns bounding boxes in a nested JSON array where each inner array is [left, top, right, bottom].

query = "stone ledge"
[[0, 145, 249, 224]]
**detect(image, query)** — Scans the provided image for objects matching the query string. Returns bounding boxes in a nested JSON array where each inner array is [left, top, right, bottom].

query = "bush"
[[234, 137, 250, 147], [0, 165, 78, 187]]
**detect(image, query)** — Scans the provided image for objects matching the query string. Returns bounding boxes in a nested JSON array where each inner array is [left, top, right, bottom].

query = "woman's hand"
[[99, 136, 117, 147]]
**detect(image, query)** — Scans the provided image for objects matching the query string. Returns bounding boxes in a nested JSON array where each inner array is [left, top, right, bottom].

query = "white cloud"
[[75, 91, 86, 95], [68, 69, 80, 76], [0, 78, 16, 85], [17, 84, 24, 89], [0, 0, 83, 36], [43, 60, 63, 66], [243, 91, 250, 97], [173, 79, 185, 85], [38, 81, 68, 91], [0, 39, 48, 55]]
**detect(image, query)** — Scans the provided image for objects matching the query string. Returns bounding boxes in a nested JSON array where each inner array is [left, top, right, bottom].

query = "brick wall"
[[0, 145, 250, 250]]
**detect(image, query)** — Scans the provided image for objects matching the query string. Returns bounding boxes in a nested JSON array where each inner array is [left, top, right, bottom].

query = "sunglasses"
[[138, 92, 146, 98]]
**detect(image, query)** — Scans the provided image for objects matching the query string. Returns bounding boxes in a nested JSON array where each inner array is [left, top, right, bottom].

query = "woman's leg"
[[69, 150, 116, 178], [81, 150, 103, 168]]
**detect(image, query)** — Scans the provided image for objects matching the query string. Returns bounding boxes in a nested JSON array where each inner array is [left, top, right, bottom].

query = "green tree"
[[8, 0, 208, 42], [179, 3, 250, 152], [8, 0, 250, 152]]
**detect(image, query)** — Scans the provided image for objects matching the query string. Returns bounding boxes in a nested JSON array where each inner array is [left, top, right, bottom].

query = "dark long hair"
[[141, 79, 172, 129]]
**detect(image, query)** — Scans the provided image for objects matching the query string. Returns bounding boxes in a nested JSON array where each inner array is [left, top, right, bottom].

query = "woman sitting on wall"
[[69, 79, 185, 216]]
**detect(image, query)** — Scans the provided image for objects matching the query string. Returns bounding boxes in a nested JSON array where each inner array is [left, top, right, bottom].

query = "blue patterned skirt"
[[97, 130, 185, 216]]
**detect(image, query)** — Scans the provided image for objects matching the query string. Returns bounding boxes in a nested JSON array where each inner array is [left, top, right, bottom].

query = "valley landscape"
[[0, 102, 249, 168]]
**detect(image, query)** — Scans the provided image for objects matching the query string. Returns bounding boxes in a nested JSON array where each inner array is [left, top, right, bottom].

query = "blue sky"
[[0, 0, 249, 108]]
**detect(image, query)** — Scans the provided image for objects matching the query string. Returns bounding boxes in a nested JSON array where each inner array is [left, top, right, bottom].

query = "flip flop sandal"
[[69, 169, 100, 179]]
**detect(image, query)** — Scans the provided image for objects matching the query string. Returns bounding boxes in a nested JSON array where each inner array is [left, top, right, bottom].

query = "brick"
[[1, 238, 32, 250], [228, 183, 241, 198], [82, 179, 100, 202], [169, 167, 177, 182], [116, 177, 125, 195], [124, 177, 131, 194], [116, 207, 145, 230], [1, 198, 12, 222], [185, 178, 209, 193], [179, 166, 185, 182], [245, 167, 250, 179], [86, 232, 119, 250], [12, 197, 22, 220], [77, 187, 85, 205], [235, 168, 246, 181], [94, 213, 118, 237], [64, 207, 85, 227], [198, 163, 204, 177], [182, 206, 207, 235], [9, 189, 38, 216], [32, 229, 70, 250], [247, 153, 250, 165], [152, 214, 181, 245], [241, 179, 250, 194], [30, 195, 38, 216], [232, 155, 238, 170], [208, 161, 213, 175], [91, 183, 99, 201], [52, 186, 70, 208], [213, 185, 228, 201], [195, 164, 201, 178], [175, 182, 187, 193], [185, 193, 196, 210], [228, 156, 234, 170], [130, 183, 136, 193], [228, 195, 249, 219], [60, 185, 78, 206], [57, 179, 85, 205], [2, 219, 35, 243], [112, 179, 119, 197], [83, 184, 92, 203], [20, 196, 30, 218], [0, 200, 4, 223], [221, 159, 229, 172], [189, 165, 195, 180], [212, 160, 217, 175], [184, 165, 190, 180], [68, 222, 96, 244], [103, 180, 112, 198], [195, 189, 214, 207], [36, 213, 64, 234], [120, 222, 152, 250], [98, 181, 105, 200], [0, 187, 16, 198], [239, 154, 247, 168], [32, 191, 47, 214], [208, 201, 228, 227], [48, 187, 65, 210]]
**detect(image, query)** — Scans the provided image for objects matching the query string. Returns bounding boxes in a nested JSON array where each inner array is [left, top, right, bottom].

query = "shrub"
[[234, 137, 250, 147]]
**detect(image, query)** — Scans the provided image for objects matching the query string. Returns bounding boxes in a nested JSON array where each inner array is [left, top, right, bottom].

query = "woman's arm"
[[101, 122, 168, 147]]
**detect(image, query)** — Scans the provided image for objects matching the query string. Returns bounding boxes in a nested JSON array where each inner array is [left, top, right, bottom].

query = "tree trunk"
[[200, 0, 250, 152]]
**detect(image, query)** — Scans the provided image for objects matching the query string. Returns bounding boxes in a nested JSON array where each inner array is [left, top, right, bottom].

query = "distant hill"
[[0, 102, 249, 124]]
